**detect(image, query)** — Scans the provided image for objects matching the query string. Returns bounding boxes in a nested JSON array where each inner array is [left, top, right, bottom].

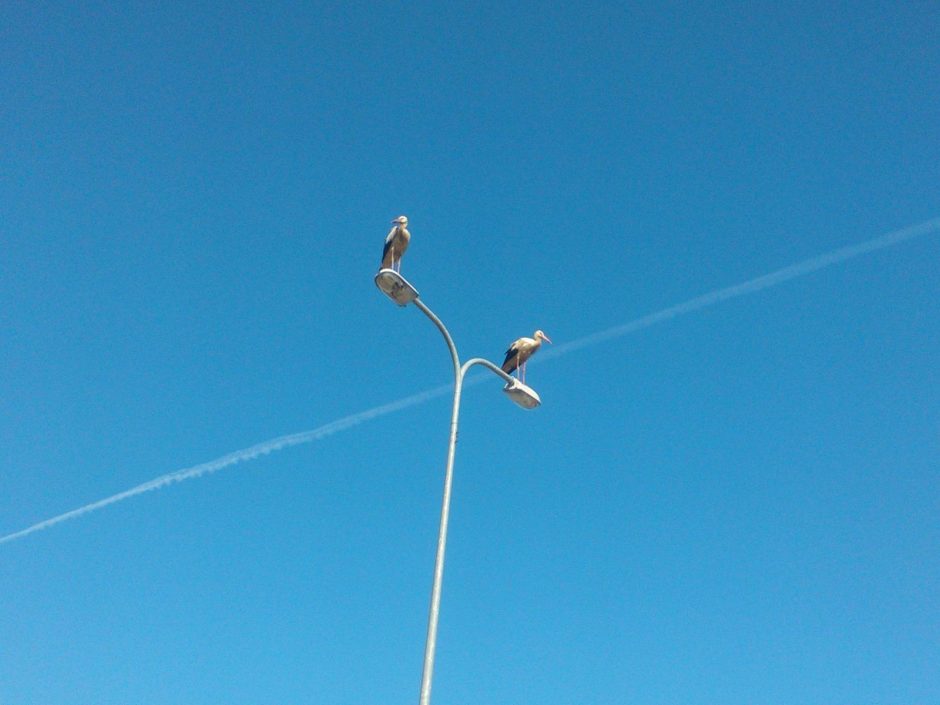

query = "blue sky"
[[2, 2, 938, 703]]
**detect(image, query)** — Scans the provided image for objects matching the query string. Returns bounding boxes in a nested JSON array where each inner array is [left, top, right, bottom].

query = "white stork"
[[380, 215, 410, 273], [501, 330, 552, 384]]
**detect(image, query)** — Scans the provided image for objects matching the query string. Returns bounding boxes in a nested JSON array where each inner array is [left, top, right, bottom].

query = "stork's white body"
[[381, 216, 411, 272]]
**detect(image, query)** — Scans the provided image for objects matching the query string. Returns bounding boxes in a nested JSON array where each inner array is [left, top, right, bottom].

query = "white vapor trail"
[[538, 216, 940, 362], [0, 384, 453, 545], [2, 217, 938, 545]]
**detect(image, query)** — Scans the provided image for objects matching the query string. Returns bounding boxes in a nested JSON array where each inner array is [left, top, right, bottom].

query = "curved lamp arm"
[[463, 357, 542, 410], [413, 298, 460, 382], [461, 357, 515, 384]]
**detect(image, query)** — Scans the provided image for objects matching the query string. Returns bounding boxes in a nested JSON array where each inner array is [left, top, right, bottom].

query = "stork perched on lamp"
[[380, 215, 410, 273], [501, 330, 552, 384]]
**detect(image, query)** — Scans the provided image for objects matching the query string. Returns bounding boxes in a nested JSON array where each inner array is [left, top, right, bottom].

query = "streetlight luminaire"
[[374, 268, 419, 306]]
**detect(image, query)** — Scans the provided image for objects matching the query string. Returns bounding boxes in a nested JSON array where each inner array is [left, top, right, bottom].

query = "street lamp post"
[[374, 268, 541, 705]]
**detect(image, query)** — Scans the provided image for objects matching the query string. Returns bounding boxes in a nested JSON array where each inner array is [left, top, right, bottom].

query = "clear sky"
[[2, 2, 938, 703]]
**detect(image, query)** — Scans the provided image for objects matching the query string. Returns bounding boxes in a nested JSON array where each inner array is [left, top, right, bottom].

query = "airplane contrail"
[[2, 217, 938, 546], [0, 384, 453, 545], [538, 216, 940, 362]]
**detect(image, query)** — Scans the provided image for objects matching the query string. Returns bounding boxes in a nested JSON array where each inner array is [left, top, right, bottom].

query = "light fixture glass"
[[503, 379, 542, 409], [374, 268, 420, 306]]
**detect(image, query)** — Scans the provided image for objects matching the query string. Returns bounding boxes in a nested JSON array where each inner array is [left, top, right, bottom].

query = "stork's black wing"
[[501, 345, 520, 372]]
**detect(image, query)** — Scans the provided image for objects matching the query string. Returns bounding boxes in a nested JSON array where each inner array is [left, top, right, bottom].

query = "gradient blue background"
[[2, 2, 938, 703]]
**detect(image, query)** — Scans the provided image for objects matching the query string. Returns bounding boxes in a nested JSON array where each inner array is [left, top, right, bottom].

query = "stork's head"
[[392, 215, 408, 227], [534, 330, 552, 344]]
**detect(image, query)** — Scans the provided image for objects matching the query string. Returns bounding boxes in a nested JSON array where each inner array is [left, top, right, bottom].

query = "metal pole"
[[412, 298, 461, 705], [410, 303, 522, 705]]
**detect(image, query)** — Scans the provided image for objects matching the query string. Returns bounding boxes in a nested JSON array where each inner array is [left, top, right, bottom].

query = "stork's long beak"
[[542, 334, 553, 344]]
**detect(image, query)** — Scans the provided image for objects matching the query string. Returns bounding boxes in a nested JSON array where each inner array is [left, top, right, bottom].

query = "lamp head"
[[503, 379, 542, 409]]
